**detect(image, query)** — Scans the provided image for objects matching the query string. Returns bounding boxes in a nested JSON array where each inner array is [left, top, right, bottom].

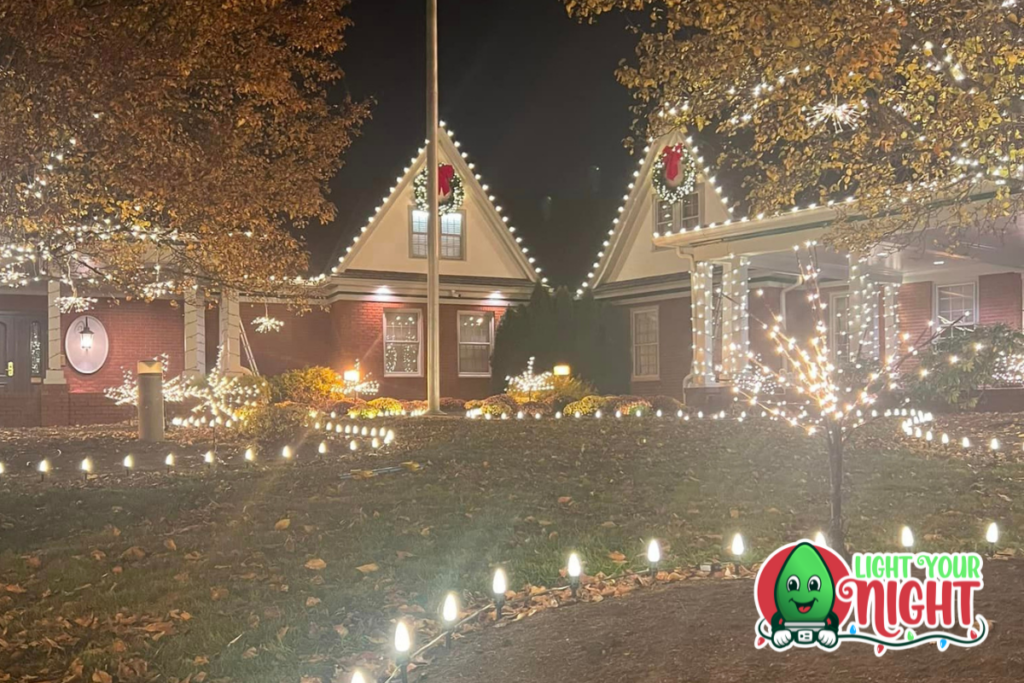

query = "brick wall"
[[979, 273, 1023, 328], [629, 297, 692, 399], [898, 282, 933, 348], [68, 393, 134, 425], [750, 287, 783, 369], [0, 391, 41, 427], [241, 303, 335, 376]]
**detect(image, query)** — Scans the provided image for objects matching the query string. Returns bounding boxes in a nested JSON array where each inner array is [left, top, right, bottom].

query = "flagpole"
[[425, 0, 442, 414]]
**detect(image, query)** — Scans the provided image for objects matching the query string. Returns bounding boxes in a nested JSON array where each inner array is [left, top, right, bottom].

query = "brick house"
[[0, 124, 543, 426], [582, 130, 1024, 406]]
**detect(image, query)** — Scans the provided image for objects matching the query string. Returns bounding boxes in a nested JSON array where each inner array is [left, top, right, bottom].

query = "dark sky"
[[313, 0, 638, 287]]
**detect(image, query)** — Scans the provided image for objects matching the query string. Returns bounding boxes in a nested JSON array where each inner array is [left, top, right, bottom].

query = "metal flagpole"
[[426, 0, 442, 414]]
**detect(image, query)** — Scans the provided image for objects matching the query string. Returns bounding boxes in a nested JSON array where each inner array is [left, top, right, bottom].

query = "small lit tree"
[[729, 246, 950, 554]]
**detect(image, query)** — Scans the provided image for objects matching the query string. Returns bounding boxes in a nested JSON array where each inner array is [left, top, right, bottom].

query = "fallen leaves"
[[4, 584, 27, 594], [164, 539, 177, 552], [304, 558, 327, 571], [210, 587, 229, 601], [119, 546, 147, 562], [355, 563, 379, 574], [275, 518, 291, 530]]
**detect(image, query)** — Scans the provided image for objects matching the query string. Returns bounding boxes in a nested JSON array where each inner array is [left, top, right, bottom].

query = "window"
[[631, 307, 659, 379], [936, 283, 977, 333], [384, 310, 422, 376], [411, 210, 464, 259], [29, 320, 43, 378], [830, 294, 851, 362], [458, 312, 494, 376], [653, 193, 700, 236]]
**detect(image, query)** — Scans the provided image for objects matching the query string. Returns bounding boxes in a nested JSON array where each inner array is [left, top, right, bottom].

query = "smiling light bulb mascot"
[[769, 542, 839, 649]]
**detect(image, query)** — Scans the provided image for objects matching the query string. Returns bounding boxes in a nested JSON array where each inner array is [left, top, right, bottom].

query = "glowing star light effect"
[[806, 98, 866, 133]]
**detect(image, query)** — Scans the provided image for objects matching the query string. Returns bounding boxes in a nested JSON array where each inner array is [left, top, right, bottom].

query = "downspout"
[[675, 247, 697, 390]]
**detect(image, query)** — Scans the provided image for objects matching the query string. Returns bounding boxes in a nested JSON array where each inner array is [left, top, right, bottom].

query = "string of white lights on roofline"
[[330, 121, 548, 285]]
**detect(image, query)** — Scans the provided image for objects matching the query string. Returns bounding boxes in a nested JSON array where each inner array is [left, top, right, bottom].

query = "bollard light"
[[986, 522, 999, 556], [814, 531, 828, 547], [901, 526, 914, 549], [442, 592, 459, 648], [731, 533, 745, 558], [647, 539, 661, 578], [567, 552, 582, 598], [493, 568, 507, 618]]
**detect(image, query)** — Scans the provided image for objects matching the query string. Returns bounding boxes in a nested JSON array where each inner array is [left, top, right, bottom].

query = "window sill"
[[383, 373, 424, 379], [458, 373, 492, 379], [631, 375, 660, 382]]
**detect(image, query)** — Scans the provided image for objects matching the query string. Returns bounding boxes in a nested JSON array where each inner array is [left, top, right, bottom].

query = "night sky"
[[315, 0, 638, 287]]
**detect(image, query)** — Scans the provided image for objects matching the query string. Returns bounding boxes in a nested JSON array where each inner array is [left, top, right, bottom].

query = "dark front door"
[[0, 314, 46, 394]]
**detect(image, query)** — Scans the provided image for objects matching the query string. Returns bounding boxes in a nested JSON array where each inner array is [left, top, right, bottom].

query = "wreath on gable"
[[414, 163, 464, 215], [653, 144, 697, 204]]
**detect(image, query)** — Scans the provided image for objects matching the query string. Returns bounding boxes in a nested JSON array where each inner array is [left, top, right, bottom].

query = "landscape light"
[[165, 453, 175, 471], [350, 440, 358, 452], [990, 438, 1000, 451], [281, 446, 293, 461], [647, 539, 661, 577], [318, 441, 328, 455], [962, 437, 971, 448], [350, 672, 367, 683], [204, 451, 215, 467], [343, 369, 360, 383], [567, 552, 582, 598], [901, 526, 914, 548], [553, 364, 571, 377], [986, 522, 999, 556], [394, 620, 411, 683], [0, 462, 5, 475], [814, 531, 828, 547], [123, 455, 134, 474], [731, 533, 745, 557], [493, 568, 507, 618], [941, 433, 950, 445], [38, 459, 51, 481], [80, 457, 93, 479], [442, 592, 459, 648]]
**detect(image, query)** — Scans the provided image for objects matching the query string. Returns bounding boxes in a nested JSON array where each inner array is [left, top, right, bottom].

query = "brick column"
[[689, 261, 716, 386], [218, 289, 242, 374], [720, 255, 750, 379], [183, 289, 207, 377], [42, 280, 69, 426]]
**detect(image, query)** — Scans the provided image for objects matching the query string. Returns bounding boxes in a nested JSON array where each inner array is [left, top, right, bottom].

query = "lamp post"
[[424, 0, 442, 415]]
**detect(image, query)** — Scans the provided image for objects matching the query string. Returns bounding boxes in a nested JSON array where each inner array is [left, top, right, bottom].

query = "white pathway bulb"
[[567, 552, 582, 579], [990, 438, 1000, 451], [165, 454, 175, 467], [245, 448, 255, 462], [901, 526, 914, 548], [318, 441, 328, 455], [814, 531, 828, 547], [731, 533, 745, 557], [351, 672, 367, 683], [282, 446, 293, 460], [81, 458, 93, 473], [123, 455, 134, 470], [0, 462, 5, 475], [647, 539, 662, 564], [962, 437, 972, 448], [394, 620, 411, 654], [986, 522, 999, 545], [941, 433, 950, 445], [39, 459, 50, 473], [204, 451, 215, 464], [442, 592, 459, 624], [492, 568, 507, 596]]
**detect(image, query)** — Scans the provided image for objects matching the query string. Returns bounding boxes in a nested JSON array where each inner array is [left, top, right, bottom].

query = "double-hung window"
[[411, 210, 464, 259], [458, 312, 494, 376], [631, 307, 659, 379], [935, 283, 977, 335], [384, 310, 422, 377], [653, 193, 700, 236]]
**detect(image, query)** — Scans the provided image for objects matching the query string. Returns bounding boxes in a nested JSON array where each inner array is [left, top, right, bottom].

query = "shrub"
[[402, 399, 428, 415], [648, 395, 684, 414], [269, 367, 342, 412], [610, 396, 653, 417], [441, 397, 467, 412], [466, 394, 518, 417], [520, 400, 553, 417], [563, 395, 610, 417], [349, 397, 404, 418], [239, 402, 308, 449]]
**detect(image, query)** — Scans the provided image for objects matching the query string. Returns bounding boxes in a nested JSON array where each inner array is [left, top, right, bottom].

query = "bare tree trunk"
[[827, 426, 846, 556]]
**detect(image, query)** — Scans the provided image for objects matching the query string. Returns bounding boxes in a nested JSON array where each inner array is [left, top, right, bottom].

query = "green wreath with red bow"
[[414, 163, 464, 215], [653, 144, 697, 203]]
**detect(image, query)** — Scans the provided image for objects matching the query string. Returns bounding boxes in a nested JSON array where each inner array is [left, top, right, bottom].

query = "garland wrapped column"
[[848, 260, 880, 362], [720, 255, 750, 379], [690, 261, 716, 386]]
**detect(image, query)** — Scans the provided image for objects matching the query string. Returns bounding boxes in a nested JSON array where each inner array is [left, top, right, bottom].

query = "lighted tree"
[[0, 0, 370, 302], [565, 0, 1024, 253]]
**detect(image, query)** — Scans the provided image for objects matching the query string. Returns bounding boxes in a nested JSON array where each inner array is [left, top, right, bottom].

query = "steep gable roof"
[[581, 129, 736, 295], [330, 123, 544, 285]]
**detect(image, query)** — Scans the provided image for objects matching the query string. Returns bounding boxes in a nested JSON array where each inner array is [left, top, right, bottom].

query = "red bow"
[[661, 145, 684, 182], [438, 164, 455, 197]]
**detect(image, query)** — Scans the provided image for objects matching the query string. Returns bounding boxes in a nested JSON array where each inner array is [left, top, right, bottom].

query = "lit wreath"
[[653, 144, 697, 204], [414, 163, 464, 215]]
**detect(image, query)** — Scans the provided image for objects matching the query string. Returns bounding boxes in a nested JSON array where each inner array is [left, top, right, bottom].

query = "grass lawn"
[[0, 416, 1020, 682]]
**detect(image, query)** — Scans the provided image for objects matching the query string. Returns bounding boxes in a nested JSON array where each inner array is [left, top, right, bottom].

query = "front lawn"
[[0, 416, 1020, 682]]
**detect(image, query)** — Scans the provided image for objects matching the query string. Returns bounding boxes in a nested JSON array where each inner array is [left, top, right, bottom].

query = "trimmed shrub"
[[563, 395, 610, 417], [441, 397, 467, 412], [269, 367, 342, 412], [239, 402, 307, 449], [648, 395, 684, 414], [402, 399, 428, 415], [349, 397, 405, 418], [610, 396, 653, 417], [467, 394, 518, 417], [520, 400, 553, 417]]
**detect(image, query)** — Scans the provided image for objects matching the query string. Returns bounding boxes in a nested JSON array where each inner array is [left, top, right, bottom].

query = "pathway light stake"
[[38, 459, 51, 482], [567, 552, 582, 599], [165, 453, 175, 473], [351, 670, 367, 683], [80, 457, 93, 481], [282, 446, 294, 462], [0, 462, 5, 476], [244, 448, 256, 467], [986, 522, 999, 557], [962, 436, 971, 449], [814, 531, 828, 547], [394, 620, 411, 683], [731, 533, 745, 560], [204, 451, 215, 469], [492, 568, 507, 618], [123, 455, 134, 476], [442, 591, 459, 649], [647, 539, 661, 578], [318, 441, 328, 456], [901, 526, 914, 549]]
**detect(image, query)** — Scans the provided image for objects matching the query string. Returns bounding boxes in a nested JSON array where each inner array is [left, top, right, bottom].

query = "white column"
[[218, 289, 242, 374], [689, 261, 716, 386], [44, 280, 66, 384], [184, 289, 206, 377], [883, 283, 900, 366], [848, 261, 880, 362], [720, 255, 750, 379]]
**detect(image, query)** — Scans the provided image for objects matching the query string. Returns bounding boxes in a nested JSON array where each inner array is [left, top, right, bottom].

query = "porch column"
[[218, 289, 242, 374], [720, 255, 750, 379], [848, 261, 880, 362], [689, 261, 716, 386], [44, 280, 66, 384], [882, 283, 900, 366], [183, 288, 206, 377]]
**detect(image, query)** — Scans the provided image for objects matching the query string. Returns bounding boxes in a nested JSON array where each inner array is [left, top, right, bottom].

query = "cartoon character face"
[[773, 542, 835, 623]]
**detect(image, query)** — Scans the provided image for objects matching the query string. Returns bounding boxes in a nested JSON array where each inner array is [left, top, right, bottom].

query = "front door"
[[0, 314, 46, 394]]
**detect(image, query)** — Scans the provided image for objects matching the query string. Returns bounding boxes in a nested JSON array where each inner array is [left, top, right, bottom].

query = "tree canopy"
[[565, 0, 1024, 254], [0, 0, 369, 304]]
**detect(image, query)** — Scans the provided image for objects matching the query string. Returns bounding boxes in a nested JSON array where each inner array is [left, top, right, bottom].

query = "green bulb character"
[[769, 542, 839, 648]]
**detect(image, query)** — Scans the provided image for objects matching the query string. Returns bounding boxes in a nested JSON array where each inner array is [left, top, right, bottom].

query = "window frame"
[[934, 282, 978, 332], [382, 308, 424, 378], [652, 191, 701, 252], [631, 306, 660, 381], [409, 208, 466, 261], [457, 311, 495, 378]]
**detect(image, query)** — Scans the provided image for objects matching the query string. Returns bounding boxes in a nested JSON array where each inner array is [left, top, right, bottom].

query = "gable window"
[[936, 283, 977, 334], [830, 293, 851, 362], [458, 312, 494, 377], [411, 210, 464, 260], [653, 193, 700, 236], [384, 310, 422, 377], [631, 307, 659, 379]]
